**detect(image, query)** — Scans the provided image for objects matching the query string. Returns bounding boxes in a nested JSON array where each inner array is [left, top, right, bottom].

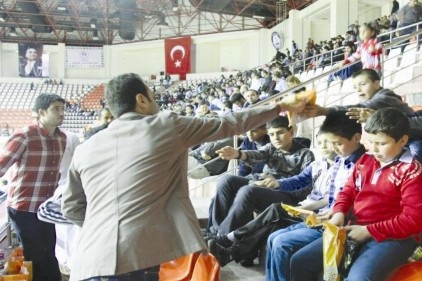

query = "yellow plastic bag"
[[323, 222, 346, 281], [280, 203, 322, 227]]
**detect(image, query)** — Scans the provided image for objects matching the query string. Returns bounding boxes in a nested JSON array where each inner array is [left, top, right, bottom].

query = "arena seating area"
[[0, 82, 105, 135]]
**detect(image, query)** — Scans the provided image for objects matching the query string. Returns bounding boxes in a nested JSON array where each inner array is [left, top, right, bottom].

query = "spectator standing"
[[392, 0, 400, 15], [397, 0, 422, 36], [341, 22, 382, 74], [0, 94, 67, 281]]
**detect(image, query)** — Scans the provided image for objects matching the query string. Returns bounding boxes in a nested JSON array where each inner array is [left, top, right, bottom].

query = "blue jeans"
[[8, 207, 60, 281], [290, 236, 417, 281], [266, 222, 323, 281], [82, 266, 159, 281]]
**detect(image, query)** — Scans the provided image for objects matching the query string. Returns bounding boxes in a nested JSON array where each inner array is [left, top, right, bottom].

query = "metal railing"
[[188, 27, 422, 193]]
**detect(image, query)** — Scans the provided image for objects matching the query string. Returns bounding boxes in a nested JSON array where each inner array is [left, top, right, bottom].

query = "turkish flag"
[[165, 36, 191, 80]]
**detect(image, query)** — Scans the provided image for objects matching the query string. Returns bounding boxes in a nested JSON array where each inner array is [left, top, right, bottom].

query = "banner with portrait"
[[18, 43, 49, 78]]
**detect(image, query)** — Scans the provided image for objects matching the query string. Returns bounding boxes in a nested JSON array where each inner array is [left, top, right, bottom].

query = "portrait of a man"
[[18, 43, 44, 77]]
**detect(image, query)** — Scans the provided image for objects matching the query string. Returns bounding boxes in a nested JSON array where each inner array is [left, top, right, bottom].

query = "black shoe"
[[240, 259, 254, 267], [202, 228, 217, 242], [201, 228, 211, 237], [208, 239, 233, 267], [213, 235, 233, 248]]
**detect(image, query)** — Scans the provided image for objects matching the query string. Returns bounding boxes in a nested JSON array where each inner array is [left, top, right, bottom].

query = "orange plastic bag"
[[283, 89, 317, 127], [323, 222, 346, 281], [191, 253, 220, 281], [387, 260, 422, 281], [159, 252, 220, 281]]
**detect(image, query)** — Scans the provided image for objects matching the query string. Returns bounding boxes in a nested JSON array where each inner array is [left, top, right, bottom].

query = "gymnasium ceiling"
[[0, 0, 317, 46]]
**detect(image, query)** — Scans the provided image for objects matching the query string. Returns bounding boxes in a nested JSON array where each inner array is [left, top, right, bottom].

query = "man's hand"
[[344, 225, 372, 243], [346, 107, 375, 123], [216, 146, 239, 160], [277, 96, 307, 113]]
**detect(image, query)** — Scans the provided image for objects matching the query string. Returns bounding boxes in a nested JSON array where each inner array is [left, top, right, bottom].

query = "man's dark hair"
[[266, 116, 290, 130], [364, 107, 409, 141], [105, 73, 151, 118], [320, 110, 361, 140], [352, 69, 380, 82], [33, 93, 65, 112]]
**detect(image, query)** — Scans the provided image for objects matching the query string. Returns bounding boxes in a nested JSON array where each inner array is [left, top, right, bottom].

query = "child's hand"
[[344, 225, 372, 243], [200, 151, 211, 161], [328, 212, 344, 226], [316, 209, 333, 221], [216, 146, 237, 160], [346, 107, 376, 123], [255, 177, 280, 189]]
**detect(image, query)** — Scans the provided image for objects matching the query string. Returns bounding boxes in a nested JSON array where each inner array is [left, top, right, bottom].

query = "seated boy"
[[237, 124, 270, 177], [278, 108, 422, 281], [208, 116, 315, 236], [187, 138, 234, 179], [303, 68, 422, 161], [265, 109, 369, 280], [209, 111, 365, 267]]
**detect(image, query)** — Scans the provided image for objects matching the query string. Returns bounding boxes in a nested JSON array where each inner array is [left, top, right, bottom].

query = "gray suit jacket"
[[62, 105, 280, 280]]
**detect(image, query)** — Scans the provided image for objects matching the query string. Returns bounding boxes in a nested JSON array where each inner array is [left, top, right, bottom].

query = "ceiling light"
[[253, 15, 265, 20], [57, 6, 66, 11], [90, 19, 97, 29], [9, 27, 17, 37], [172, 6, 179, 12], [92, 29, 99, 40], [0, 13, 6, 22]]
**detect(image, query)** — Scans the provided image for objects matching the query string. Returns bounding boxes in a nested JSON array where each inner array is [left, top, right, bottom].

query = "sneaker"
[[213, 235, 233, 248], [240, 259, 254, 267], [204, 233, 218, 244], [208, 239, 233, 267]]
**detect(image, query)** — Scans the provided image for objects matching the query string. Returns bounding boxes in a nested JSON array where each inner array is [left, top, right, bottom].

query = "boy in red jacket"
[[290, 107, 422, 281]]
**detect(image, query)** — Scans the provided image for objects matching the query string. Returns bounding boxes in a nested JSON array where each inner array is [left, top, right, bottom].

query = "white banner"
[[65, 46, 104, 68]]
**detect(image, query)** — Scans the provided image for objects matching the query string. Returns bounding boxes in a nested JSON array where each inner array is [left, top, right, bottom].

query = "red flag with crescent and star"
[[164, 36, 191, 80]]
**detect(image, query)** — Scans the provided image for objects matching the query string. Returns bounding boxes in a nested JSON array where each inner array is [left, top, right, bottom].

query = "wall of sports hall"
[[0, 0, 396, 82]]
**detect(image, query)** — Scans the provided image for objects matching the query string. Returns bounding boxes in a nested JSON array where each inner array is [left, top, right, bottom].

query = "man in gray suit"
[[62, 73, 306, 281]]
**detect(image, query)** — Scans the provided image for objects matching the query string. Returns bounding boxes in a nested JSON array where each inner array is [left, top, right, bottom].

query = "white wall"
[[0, 0, 392, 80]]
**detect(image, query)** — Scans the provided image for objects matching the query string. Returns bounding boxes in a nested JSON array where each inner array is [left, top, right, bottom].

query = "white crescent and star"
[[170, 45, 186, 68]]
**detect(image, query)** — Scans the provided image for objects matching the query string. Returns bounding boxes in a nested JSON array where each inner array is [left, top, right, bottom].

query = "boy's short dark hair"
[[266, 116, 290, 130], [364, 107, 409, 141], [33, 93, 65, 112], [352, 69, 380, 82], [320, 110, 361, 139], [230, 93, 244, 103]]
